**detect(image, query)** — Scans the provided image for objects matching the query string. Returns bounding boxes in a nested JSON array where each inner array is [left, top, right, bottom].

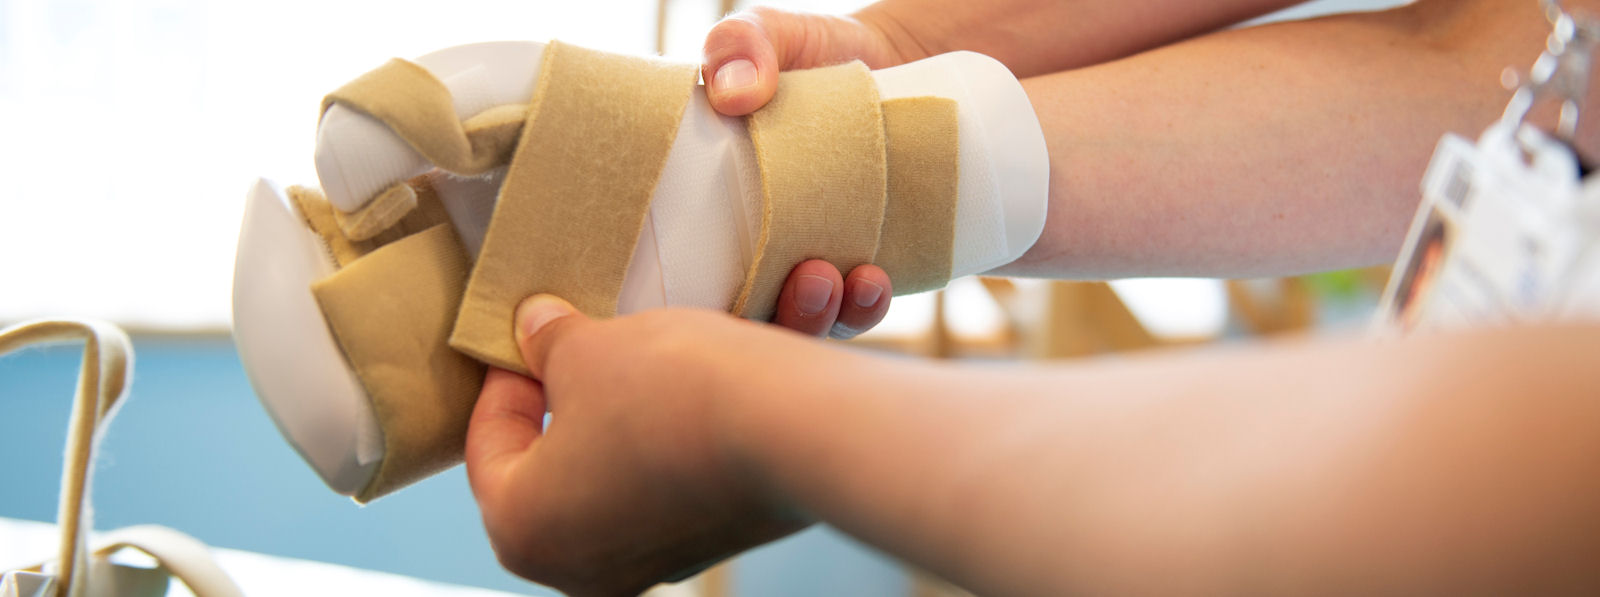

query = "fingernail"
[[851, 279, 884, 308], [794, 275, 834, 316], [515, 294, 574, 339], [714, 58, 758, 92]]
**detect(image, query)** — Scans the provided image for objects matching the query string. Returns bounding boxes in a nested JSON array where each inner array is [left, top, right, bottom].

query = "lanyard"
[[1375, 1, 1600, 333]]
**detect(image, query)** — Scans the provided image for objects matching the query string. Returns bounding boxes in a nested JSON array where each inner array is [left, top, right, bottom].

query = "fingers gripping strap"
[[733, 61, 888, 321], [449, 41, 700, 373], [876, 97, 960, 295], [312, 224, 484, 502]]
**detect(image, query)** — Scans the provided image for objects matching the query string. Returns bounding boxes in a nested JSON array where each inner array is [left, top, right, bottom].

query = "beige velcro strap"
[[321, 59, 531, 237], [311, 223, 484, 502], [322, 58, 526, 177], [333, 182, 417, 242], [449, 41, 700, 373], [733, 61, 888, 321], [875, 97, 960, 295]]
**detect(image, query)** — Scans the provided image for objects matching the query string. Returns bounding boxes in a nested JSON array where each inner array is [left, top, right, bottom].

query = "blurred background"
[[1, 0, 1403, 594]]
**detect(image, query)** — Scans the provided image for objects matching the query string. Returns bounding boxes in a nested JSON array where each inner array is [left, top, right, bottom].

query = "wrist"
[[852, 3, 941, 66], [705, 331, 853, 521]]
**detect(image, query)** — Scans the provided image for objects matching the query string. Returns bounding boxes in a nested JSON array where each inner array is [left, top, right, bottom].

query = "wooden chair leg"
[[1035, 281, 1159, 359], [1226, 277, 1316, 336], [909, 569, 974, 597]]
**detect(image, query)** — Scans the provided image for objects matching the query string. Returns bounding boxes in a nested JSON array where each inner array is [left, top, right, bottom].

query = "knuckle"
[[790, 317, 832, 338], [489, 532, 546, 581], [743, 5, 785, 24], [704, 11, 767, 55], [492, 532, 585, 590]]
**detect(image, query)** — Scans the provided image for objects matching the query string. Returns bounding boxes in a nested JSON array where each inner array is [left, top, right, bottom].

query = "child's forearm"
[[992, 0, 1549, 278], [859, 0, 1307, 77]]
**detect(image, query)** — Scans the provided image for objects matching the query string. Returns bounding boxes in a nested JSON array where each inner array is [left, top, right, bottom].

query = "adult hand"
[[702, 6, 928, 116], [464, 295, 821, 594], [704, 6, 932, 338]]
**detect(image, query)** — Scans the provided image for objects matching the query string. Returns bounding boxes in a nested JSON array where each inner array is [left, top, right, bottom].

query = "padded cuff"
[[312, 223, 482, 502], [292, 181, 475, 501]]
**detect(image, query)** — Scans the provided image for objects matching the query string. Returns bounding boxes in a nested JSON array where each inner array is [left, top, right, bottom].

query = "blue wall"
[[0, 336, 905, 595]]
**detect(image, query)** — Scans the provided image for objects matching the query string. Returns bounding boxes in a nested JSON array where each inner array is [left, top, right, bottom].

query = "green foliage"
[[1301, 268, 1378, 301]]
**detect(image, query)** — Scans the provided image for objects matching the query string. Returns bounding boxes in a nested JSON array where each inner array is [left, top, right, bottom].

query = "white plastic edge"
[[231, 179, 380, 496], [873, 50, 1049, 274]]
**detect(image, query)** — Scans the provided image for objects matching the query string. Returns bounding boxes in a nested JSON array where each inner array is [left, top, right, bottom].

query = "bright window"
[[0, 0, 1395, 332]]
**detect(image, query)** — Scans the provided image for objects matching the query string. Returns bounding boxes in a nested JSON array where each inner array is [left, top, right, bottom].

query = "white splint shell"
[[233, 41, 1048, 497]]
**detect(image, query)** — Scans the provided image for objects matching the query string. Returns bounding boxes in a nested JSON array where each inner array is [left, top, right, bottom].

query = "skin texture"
[[723, 0, 1315, 334], [466, 298, 808, 595], [471, 296, 1600, 596], [744, 0, 1570, 328], [464, 0, 1600, 594], [999, 0, 1552, 278]]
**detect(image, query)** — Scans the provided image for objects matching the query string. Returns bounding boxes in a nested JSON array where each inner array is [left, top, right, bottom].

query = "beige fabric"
[[289, 179, 453, 267], [450, 40, 700, 373], [290, 185, 365, 267], [333, 182, 417, 241], [322, 58, 525, 178], [311, 224, 484, 502], [733, 61, 888, 321], [460, 103, 530, 163], [876, 97, 960, 295], [321, 59, 530, 227], [294, 170, 478, 502]]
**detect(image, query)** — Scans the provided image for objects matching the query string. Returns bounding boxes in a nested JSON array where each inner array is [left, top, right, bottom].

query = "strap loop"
[[321, 60, 530, 237]]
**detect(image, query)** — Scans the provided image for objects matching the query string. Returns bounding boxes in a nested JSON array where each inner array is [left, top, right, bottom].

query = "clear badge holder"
[[1376, 0, 1600, 333]]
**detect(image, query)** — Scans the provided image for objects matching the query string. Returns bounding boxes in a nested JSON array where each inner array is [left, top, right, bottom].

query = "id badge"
[[1376, 122, 1584, 333]]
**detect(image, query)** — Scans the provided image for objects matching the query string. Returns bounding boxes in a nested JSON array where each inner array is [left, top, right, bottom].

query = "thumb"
[[514, 293, 584, 380], [703, 9, 783, 116], [463, 294, 582, 506]]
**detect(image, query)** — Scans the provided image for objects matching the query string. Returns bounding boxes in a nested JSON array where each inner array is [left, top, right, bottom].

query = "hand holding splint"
[[464, 295, 823, 594]]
